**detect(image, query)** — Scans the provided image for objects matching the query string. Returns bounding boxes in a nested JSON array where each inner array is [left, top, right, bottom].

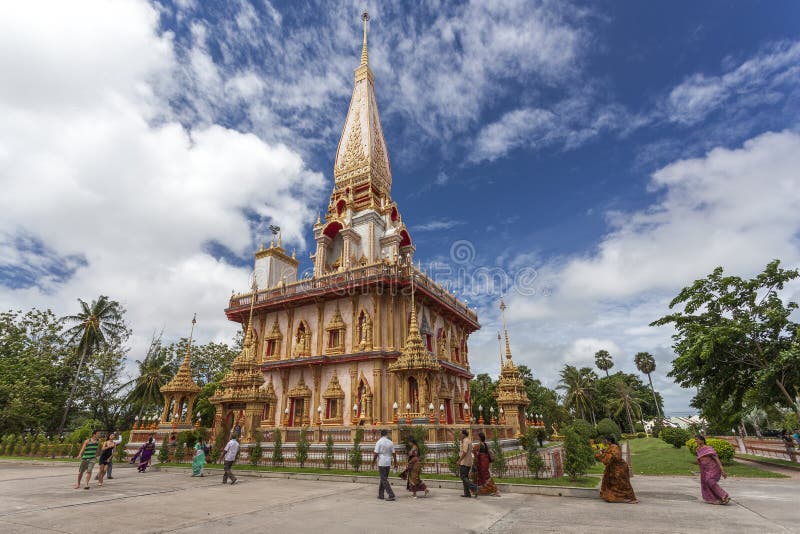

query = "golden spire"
[[387, 262, 439, 372], [360, 10, 369, 67], [500, 297, 513, 362], [182, 313, 197, 370], [497, 331, 503, 370], [243, 277, 258, 352]]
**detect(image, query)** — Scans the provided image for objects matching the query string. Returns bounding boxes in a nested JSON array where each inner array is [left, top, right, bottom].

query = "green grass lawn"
[[628, 438, 787, 478], [737, 453, 800, 470]]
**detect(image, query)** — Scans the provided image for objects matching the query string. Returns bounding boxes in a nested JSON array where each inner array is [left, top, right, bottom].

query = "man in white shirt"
[[222, 434, 240, 485], [372, 429, 397, 501]]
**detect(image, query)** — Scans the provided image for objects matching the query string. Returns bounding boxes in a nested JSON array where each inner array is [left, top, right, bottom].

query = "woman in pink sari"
[[695, 435, 729, 505]]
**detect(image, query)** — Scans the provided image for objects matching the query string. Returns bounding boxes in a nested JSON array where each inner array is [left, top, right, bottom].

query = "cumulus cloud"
[[465, 131, 800, 412], [0, 1, 324, 361]]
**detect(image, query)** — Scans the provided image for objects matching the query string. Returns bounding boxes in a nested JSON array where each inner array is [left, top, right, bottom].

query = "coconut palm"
[[58, 296, 126, 434], [607, 378, 646, 433], [122, 333, 175, 419], [634, 352, 661, 418], [557, 365, 598, 425], [594, 350, 614, 377]]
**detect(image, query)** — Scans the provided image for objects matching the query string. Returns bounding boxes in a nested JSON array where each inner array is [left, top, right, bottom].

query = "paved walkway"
[[0, 462, 797, 533]]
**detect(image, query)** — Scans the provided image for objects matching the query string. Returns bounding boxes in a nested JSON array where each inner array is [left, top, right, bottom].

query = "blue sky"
[[1, 1, 799, 415]]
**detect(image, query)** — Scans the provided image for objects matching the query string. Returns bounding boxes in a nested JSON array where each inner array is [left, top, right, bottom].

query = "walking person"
[[130, 435, 156, 473], [222, 434, 239, 485], [96, 432, 118, 487], [75, 430, 100, 490], [405, 437, 429, 498], [473, 432, 499, 496], [192, 440, 206, 477], [372, 429, 397, 501], [594, 435, 638, 503], [104, 432, 122, 479], [695, 435, 729, 505], [458, 429, 478, 498]]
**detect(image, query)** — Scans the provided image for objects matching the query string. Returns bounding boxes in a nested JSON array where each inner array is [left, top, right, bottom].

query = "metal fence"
[[172, 445, 565, 479]]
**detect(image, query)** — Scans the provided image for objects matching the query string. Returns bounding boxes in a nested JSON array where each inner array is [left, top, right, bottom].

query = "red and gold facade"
[[212, 15, 482, 441]]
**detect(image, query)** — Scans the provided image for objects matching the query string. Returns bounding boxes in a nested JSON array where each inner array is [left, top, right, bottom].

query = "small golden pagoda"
[[209, 282, 269, 442], [388, 273, 441, 421], [493, 298, 530, 436], [159, 315, 202, 428]]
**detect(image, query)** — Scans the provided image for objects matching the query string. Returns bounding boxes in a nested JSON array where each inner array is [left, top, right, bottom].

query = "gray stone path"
[[0, 462, 797, 533]]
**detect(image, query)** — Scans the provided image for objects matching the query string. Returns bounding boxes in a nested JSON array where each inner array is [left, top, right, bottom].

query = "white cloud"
[[665, 40, 800, 125], [465, 131, 800, 413], [412, 219, 465, 232], [0, 1, 324, 362]]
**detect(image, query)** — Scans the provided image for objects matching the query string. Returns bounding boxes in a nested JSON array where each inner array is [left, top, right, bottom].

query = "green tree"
[[595, 417, 622, 441], [652, 260, 800, 423], [469, 373, 497, 420], [295, 427, 309, 467], [563, 429, 594, 480], [249, 431, 263, 466], [594, 350, 614, 378], [634, 352, 662, 418], [158, 436, 170, 463], [0, 309, 70, 434], [517, 365, 567, 431], [490, 430, 507, 477], [59, 296, 127, 434], [349, 427, 364, 471], [122, 334, 174, 420], [607, 378, 645, 433], [271, 429, 283, 466], [522, 429, 545, 478], [323, 434, 335, 469], [557, 365, 598, 425], [447, 437, 461, 475]]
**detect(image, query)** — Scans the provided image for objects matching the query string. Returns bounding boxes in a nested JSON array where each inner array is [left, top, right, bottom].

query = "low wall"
[[154, 465, 595, 498]]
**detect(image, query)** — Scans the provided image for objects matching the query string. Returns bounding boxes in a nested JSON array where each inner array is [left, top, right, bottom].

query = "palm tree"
[[121, 333, 174, 419], [557, 365, 598, 425], [594, 349, 614, 378], [634, 352, 661, 418], [58, 296, 126, 434], [607, 378, 645, 433]]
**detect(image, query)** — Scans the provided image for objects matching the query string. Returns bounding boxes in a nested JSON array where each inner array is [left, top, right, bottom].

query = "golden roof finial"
[[500, 297, 513, 361], [181, 313, 197, 370], [360, 10, 369, 67], [244, 277, 258, 350], [497, 331, 503, 370]]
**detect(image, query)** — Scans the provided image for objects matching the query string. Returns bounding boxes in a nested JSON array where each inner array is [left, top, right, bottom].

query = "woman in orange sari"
[[594, 435, 637, 503], [405, 437, 429, 498], [473, 432, 500, 496]]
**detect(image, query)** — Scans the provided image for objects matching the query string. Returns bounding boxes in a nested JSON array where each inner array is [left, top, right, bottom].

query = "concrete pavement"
[[0, 461, 796, 533]]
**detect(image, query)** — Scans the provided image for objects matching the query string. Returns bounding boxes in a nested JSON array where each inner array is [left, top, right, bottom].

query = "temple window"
[[324, 306, 346, 355]]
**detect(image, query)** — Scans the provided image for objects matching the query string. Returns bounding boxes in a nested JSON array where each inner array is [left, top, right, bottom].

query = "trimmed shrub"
[[634, 422, 645, 433], [596, 418, 622, 442], [295, 428, 309, 467], [323, 434, 335, 469], [249, 431, 263, 466], [563, 429, 594, 479], [523, 430, 545, 479], [399, 425, 428, 461], [115, 431, 130, 463], [636, 432, 646, 439], [271, 429, 284, 466], [447, 437, 461, 476], [349, 428, 364, 472], [686, 437, 735, 465], [158, 437, 170, 463], [660, 427, 690, 448], [490, 430, 507, 477], [567, 419, 597, 440], [651, 418, 664, 438]]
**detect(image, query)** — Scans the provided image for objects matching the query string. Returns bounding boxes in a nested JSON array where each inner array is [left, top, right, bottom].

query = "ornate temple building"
[[209, 14, 486, 444]]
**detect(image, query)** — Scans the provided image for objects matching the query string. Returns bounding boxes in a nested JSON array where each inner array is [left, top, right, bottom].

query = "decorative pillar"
[[285, 310, 294, 359]]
